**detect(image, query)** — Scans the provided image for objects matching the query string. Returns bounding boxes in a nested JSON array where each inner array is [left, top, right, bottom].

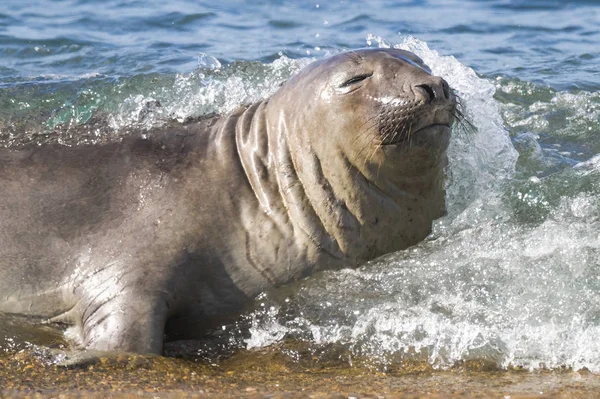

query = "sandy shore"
[[2, 346, 600, 398]]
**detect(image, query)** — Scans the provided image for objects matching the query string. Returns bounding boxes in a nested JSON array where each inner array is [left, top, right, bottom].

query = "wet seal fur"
[[0, 49, 456, 355]]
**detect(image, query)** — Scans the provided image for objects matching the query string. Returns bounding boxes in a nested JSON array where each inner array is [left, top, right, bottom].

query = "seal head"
[[247, 48, 455, 266]]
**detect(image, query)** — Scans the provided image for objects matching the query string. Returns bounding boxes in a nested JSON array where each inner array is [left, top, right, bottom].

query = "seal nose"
[[414, 77, 451, 105]]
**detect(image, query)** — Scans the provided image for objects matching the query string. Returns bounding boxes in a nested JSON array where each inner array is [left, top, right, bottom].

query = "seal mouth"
[[376, 94, 458, 146], [413, 123, 452, 135], [379, 122, 452, 146]]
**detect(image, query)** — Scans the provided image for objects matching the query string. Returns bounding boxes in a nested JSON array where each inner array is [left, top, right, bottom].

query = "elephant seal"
[[0, 49, 456, 355]]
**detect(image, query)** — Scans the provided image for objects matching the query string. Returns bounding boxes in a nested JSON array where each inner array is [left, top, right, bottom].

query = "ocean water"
[[1, 0, 600, 373]]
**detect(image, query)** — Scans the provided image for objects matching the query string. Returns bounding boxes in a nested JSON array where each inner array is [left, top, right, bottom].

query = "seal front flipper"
[[75, 289, 169, 354]]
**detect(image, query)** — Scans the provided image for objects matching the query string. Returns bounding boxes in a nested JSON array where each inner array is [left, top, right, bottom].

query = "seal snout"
[[413, 77, 452, 105], [377, 75, 455, 146]]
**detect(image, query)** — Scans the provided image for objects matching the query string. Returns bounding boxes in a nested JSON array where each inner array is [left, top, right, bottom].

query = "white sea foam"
[[107, 54, 312, 130]]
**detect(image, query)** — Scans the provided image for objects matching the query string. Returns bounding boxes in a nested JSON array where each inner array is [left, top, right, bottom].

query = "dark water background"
[[1, 0, 600, 372]]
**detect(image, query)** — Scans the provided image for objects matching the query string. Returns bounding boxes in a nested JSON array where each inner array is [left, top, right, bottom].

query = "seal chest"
[[0, 48, 456, 355]]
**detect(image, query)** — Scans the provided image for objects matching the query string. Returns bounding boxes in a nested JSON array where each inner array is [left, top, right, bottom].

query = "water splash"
[[240, 37, 600, 373], [497, 77, 600, 174], [365, 34, 519, 216], [105, 54, 311, 131], [0, 54, 311, 146]]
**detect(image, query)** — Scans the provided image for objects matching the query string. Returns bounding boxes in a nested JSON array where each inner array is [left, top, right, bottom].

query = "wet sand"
[[2, 346, 600, 398]]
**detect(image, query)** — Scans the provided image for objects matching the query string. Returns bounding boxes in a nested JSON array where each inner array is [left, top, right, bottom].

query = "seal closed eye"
[[0, 48, 456, 356], [339, 73, 373, 87]]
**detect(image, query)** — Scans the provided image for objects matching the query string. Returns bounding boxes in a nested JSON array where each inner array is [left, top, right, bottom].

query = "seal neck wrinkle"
[[235, 102, 346, 264], [234, 102, 345, 285], [271, 112, 347, 265], [234, 101, 282, 222], [268, 106, 368, 267]]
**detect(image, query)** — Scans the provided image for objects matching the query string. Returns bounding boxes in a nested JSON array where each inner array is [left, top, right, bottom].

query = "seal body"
[[0, 49, 456, 354]]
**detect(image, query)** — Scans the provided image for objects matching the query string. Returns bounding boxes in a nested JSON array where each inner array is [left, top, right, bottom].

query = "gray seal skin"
[[0, 49, 455, 355]]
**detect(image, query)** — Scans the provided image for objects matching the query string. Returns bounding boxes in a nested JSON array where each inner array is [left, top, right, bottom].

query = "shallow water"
[[1, 0, 600, 376]]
